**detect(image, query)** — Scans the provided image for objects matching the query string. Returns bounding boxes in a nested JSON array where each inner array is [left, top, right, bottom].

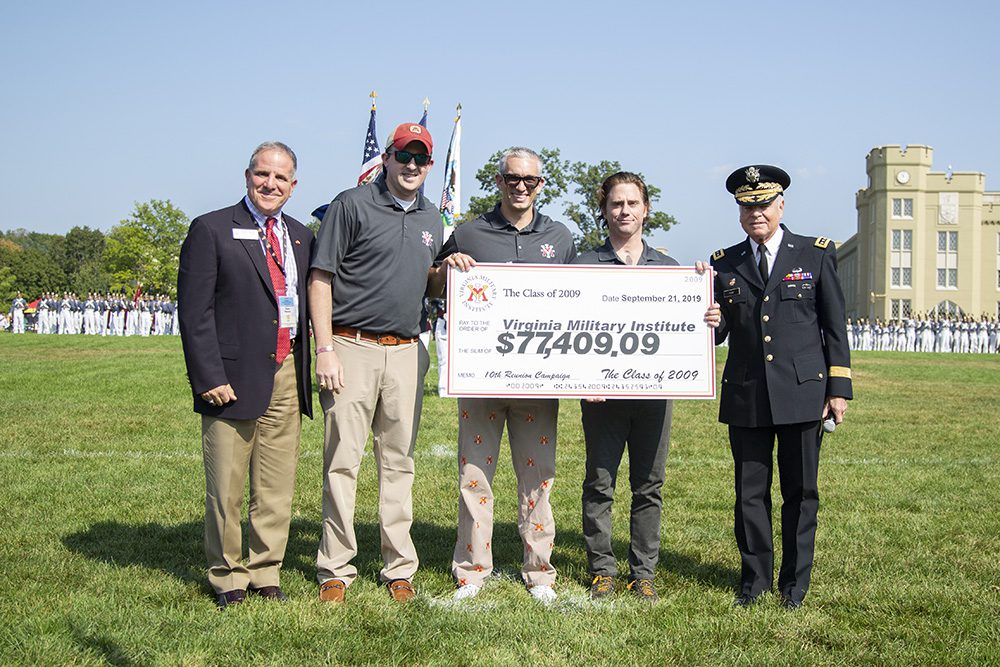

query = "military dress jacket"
[[711, 225, 852, 427]]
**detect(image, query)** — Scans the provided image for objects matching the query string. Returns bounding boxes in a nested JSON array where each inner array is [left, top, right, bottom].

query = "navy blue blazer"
[[178, 200, 314, 420]]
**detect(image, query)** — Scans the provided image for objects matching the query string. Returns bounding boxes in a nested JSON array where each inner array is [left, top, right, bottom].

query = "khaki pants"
[[202, 351, 301, 593], [316, 336, 421, 586], [452, 397, 558, 588]]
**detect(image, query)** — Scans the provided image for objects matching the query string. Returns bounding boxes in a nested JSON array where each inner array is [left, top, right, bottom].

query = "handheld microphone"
[[822, 417, 837, 433]]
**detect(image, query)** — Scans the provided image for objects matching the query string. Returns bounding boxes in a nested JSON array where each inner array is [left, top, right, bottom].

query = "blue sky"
[[3, 1, 997, 262]]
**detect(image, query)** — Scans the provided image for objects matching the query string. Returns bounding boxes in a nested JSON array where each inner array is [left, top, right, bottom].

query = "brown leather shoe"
[[319, 578, 346, 603], [386, 579, 416, 602]]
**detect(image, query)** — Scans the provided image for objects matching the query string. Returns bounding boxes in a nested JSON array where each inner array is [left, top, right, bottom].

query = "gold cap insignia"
[[746, 166, 760, 184]]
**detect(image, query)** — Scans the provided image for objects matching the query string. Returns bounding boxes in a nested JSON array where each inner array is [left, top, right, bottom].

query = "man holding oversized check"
[[571, 172, 721, 602], [435, 147, 576, 604]]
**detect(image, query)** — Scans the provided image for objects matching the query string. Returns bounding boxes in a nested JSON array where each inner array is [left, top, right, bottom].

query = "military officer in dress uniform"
[[711, 165, 852, 610]]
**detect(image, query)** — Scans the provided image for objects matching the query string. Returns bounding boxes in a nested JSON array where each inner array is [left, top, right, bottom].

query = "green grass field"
[[1, 335, 998, 666]]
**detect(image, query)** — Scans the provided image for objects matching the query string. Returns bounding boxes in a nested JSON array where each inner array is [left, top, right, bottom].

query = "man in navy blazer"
[[178, 141, 314, 608]]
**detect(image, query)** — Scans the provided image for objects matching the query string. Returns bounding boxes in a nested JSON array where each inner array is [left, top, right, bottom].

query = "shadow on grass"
[[549, 522, 738, 590], [63, 515, 737, 593], [70, 623, 138, 667], [63, 518, 465, 589]]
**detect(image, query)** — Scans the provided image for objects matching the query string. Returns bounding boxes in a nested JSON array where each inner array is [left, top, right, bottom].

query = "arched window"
[[932, 300, 964, 318]]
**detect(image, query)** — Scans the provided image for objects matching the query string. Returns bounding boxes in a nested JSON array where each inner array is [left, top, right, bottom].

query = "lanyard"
[[257, 218, 291, 277]]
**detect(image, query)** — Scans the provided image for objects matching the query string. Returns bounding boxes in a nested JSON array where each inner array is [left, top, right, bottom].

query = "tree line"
[[0, 200, 188, 305], [1, 151, 678, 308]]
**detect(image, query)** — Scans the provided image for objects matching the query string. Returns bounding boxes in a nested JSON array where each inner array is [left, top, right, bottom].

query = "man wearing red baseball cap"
[[310, 122, 446, 604]]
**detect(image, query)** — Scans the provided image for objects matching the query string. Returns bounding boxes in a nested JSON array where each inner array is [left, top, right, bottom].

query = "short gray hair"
[[498, 147, 542, 175], [248, 141, 297, 174]]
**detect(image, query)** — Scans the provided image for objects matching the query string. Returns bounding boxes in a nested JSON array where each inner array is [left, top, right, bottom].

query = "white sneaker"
[[529, 585, 557, 605], [453, 584, 481, 601]]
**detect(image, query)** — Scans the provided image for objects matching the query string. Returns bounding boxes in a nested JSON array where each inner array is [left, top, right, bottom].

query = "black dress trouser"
[[729, 421, 822, 603]]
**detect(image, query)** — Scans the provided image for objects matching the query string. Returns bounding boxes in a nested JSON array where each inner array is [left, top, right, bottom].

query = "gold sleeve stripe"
[[829, 366, 851, 378]]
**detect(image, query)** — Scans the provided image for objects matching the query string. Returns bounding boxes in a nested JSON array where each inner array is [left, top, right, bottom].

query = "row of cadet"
[[4, 292, 179, 336], [847, 314, 1000, 353]]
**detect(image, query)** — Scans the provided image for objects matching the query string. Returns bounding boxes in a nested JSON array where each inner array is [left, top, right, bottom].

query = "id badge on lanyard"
[[278, 295, 298, 328]]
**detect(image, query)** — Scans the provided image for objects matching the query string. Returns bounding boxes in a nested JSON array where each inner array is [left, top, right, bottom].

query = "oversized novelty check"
[[445, 263, 716, 399]]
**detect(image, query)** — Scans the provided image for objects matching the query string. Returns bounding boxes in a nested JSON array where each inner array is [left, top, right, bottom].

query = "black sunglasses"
[[502, 174, 543, 190], [392, 150, 431, 166]]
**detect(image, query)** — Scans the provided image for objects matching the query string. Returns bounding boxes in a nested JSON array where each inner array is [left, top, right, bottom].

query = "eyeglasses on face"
[[501, 174, 543, 190], [392, 150, 431, 166]]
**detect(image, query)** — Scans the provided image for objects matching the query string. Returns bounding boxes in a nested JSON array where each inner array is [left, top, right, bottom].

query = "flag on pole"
[[439, 104, 462, 239], [418, 97, 430, 195], [358, 91, 382, 185]]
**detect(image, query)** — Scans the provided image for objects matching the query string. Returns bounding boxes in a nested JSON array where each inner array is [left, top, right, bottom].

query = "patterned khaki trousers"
[[451, 397, 558, 588]]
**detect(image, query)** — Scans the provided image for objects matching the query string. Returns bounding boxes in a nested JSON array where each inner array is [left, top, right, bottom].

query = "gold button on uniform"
[[269, 353, 276, 360], [765, 354, 774, 362], [764, 335, 772, 343], [762, 315, 770, 322], [272, 319, 278, 325], [763, 296, 770, 302], [819, 373, 824, 379], [797, 294, 802, 299]]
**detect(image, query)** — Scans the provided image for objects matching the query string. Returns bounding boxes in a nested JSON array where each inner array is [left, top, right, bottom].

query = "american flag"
[[358, 104, 382, 185], [418, 99, 429, 195], [439, 105, 462, 239]]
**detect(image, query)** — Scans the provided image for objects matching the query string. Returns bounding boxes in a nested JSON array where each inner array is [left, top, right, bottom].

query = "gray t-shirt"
[[436, 205, 576, 265], [311, 176, 443, 337]]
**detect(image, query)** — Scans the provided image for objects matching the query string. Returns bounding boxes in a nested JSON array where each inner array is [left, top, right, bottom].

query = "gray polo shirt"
[[311, 175, 443, 337], [573, 238, 678, 267], [436, 205, 576, 265]]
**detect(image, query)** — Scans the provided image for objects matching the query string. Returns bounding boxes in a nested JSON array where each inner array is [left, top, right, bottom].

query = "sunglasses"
[[392, 150, 431, 166], [502, 174, 543, 190]]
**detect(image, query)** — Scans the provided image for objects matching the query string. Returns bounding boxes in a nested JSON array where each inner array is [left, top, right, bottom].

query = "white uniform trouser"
[[435, 318, 448, 396]]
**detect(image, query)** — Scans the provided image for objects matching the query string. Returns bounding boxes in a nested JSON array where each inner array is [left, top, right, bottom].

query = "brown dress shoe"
[[319, 579, 346, 603], [386, 579, 416, 602]]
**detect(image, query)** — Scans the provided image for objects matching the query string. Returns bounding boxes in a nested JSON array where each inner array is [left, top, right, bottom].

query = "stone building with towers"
[[838, 145, 1000, 320]]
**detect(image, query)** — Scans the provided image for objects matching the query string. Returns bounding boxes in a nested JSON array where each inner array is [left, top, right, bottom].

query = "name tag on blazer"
[[232, 228, 258, 240]]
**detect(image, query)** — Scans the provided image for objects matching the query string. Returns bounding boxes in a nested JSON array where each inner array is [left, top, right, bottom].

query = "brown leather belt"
[[333, 325, 417, 346]]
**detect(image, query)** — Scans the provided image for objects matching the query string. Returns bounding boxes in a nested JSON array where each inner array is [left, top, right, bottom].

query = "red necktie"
[[265, 217, 291, 364]]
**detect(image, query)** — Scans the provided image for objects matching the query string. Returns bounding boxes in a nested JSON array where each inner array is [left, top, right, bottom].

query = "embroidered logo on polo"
[[540, 243, 556, 259], [421, 230, 434, 247]]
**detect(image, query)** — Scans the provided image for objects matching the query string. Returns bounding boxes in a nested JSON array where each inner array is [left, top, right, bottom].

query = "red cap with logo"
[[388, 123, 433, 155]]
